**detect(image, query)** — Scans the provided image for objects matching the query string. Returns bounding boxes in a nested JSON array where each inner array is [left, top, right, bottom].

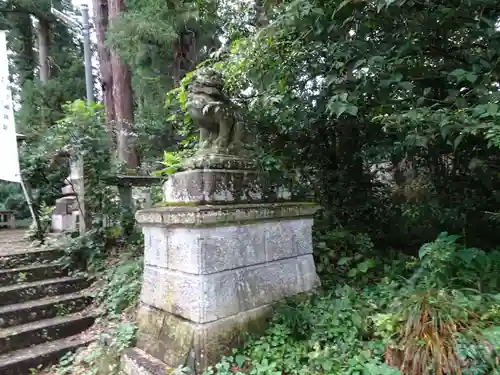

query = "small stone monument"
[[51, 158, 84, 233], [122, 68, 320, 374]]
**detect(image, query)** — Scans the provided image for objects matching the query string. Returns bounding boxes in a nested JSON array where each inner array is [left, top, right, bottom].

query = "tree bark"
[[7, 12, 35, 87], [108, 0, 139, 170], [37, 18, 50, 82], [93, 0, 115, 127], [172, 32, 197, 87]]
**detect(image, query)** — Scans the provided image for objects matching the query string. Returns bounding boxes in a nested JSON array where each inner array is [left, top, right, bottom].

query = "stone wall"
[[124, 202, 319, 374]]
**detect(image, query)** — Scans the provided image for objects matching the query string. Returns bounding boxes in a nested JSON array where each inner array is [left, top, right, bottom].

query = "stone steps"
[[0, 263, 67, 286], [0, 334, 93, 375], [0, 249, 64, 269], [0, 292, 91, 329], [122, 347, 170, 375], [0, 276, 91, 306], [0, 313, 95, 354], [0, 234, 95, 374]]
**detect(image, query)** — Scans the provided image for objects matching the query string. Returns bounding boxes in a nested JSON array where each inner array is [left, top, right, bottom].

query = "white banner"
[[0, 30, 21, 183]]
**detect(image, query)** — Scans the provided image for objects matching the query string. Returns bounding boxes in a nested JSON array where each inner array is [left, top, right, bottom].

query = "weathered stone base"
[[54, 196, 78, 214], [130, 200, 320, 374], [51, 213, 73, 233], [140, 254, 317, 323], [123, 304, 273, 374], [163, 169, 261, 204], [163, 154, 293, 204], [52, 196, 79, 233], [121, 348, 170, 375], [51, 211, 80, 233]]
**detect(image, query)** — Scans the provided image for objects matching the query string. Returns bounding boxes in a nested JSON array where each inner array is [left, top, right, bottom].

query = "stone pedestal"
[[122, 156, 319, 374], [51, 177, 80, 233], [51, 196, 78, 233], [51, 162, 84, 234]]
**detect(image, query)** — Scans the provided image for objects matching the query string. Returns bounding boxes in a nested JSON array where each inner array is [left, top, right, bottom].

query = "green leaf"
[[348, 268, 358, 278], [357, 259, 376, 273], [346, 105, 359, 116], [337, 257, 351, 265], [351, 312, 363, 328], [322, 359, 334, 371], [487, 103, 499, 115], [465, 73, 477, 83], [234, 355, 246, 368], [399, 81, 414, 90], [335, 0, 353, 15], [418, 244, 431, 259], [453, 134, 464, 150], [449, 68, 467, 78]]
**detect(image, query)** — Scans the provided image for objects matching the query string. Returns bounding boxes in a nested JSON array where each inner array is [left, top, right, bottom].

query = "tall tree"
[[93, 0, 114, 127], [37, 18, 49, 82], [104, 0, 220, 162], [108, 0, 139, 170]]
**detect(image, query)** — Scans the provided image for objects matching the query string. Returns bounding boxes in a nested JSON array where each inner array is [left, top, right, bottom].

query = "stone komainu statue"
[[186, 67, 243, 155]]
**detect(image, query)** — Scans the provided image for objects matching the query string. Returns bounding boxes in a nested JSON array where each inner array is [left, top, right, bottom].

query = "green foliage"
[[199, 232, 500, 375], [0, 181, 29, 219], [151, 151, 183, 177], [153, 0, 500, 250], [54, 321, 137, 375], [314, 229, 381, 283], [3, 0, 87, 236], [49, 250, 143, 375], [93, 253, 143, 316], [52, 229, 106, 272], [105, 0, 219, 153], [24, 202, 53, 242], [412, 232, 500, 292], [31, 99, 139, 266]]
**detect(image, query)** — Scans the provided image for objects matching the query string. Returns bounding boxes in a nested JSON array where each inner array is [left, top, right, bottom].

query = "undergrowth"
[[202, 232, 500, 375], [45, 230, 500, 375], [41, 234, 144, 375]]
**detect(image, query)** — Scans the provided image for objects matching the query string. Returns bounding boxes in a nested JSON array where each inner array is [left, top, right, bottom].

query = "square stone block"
[[131, 201, 319, 373], [142, 218, 314, 275], [133, 303, 273, 373], [143, 227, 170, 269], [122, 348, 170, 375], [140, 254, 317, 323], [140, 266, 240, 323], [164, 169, 263, 204], [51, 213, 75, 232], [136, 202, 320, 228]]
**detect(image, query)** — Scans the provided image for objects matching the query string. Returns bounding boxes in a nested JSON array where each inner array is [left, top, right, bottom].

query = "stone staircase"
[[0, 230, 94, 374]]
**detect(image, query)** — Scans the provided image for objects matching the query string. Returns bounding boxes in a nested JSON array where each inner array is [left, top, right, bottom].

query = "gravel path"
[[0, 229, 33, 255]]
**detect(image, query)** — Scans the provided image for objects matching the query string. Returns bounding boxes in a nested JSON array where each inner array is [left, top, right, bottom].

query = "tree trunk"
[[108, 0, 139, 171], [93, 0, 115, 128], [37, 18, 50, 82], [8, 13, 35, 86], [172, 32, 197, 87]]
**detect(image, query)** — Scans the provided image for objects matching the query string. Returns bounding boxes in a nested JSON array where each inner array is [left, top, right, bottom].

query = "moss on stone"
[[293, 201, 319, 206], [153, 201, 200, 208], [135, 305, 274, 372]]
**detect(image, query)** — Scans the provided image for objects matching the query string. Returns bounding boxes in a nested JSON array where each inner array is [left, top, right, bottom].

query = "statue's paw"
[[198, 140, 212, 150], [213, 137, 229, 151], [230, 140, 244, 149]]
